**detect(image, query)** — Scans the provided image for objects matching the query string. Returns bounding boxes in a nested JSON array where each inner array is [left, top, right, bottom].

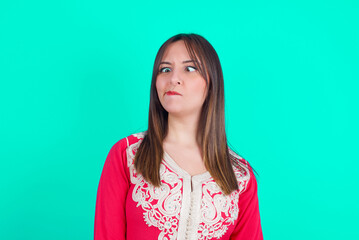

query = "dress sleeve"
[[94, 138, 130, 240], [230, 165, 263, 240]]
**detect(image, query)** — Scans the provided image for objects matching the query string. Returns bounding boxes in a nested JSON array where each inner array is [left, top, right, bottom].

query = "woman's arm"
[[230, 164, 263, 240], [94, 138, 130, 240]]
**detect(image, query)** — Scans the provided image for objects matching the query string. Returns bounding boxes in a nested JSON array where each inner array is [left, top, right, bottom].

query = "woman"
[[94, 33, 263, 240]]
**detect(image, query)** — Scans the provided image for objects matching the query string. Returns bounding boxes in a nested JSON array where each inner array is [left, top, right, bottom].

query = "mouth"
[[165, 91, 182, 96]]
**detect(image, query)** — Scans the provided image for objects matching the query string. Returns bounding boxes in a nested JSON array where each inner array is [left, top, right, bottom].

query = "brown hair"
[[134, 33, 247, 195]]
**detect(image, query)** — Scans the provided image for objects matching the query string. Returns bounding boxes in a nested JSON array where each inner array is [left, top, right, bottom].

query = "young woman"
[[94, 33, 263, 240]]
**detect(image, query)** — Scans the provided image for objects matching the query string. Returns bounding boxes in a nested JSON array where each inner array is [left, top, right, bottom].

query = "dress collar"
[[163, 151, 212, 182]]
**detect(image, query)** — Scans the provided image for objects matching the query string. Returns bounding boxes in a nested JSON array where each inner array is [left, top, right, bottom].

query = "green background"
[[1, 0, 358, 239]]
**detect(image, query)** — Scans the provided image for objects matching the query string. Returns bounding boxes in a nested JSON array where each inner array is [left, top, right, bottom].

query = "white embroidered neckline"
[[126, 132, 250, 240], [163, 151, 212, 182]]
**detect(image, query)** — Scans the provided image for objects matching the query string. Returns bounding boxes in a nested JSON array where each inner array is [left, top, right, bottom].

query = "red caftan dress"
[[94, 132, 263, 240]]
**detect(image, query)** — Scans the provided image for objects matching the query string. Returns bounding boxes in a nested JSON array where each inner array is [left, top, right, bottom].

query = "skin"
[[156, 40, 208, 176]]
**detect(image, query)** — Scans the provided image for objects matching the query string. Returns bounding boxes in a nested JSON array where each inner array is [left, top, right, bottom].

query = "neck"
[[164, 113, 200, 147]]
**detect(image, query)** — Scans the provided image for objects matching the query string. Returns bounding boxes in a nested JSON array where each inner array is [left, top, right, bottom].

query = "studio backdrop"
[[1, 0, 358, 239]]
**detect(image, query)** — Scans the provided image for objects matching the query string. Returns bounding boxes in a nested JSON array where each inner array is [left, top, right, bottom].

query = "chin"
[[164, 108, 183, 114]]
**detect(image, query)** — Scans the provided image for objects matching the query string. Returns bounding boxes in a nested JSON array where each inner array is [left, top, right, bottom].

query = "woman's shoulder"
[[117, 131, 147, 145], [124, 131, 147, 145], [228, 148, 254, 191], [109, 131, 147, 152], [104, 131, 147, 169], [228, 148, 250, 171]]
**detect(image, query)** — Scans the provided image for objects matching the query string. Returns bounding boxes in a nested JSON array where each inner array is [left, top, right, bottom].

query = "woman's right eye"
[[160, 67, 171, 73]]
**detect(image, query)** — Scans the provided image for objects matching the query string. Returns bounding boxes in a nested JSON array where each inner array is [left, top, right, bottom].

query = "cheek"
[[155, 77, 165, 92], [155, 78, 162, 95], [197, 80, 208, 101], [192, 79, 207, 94]]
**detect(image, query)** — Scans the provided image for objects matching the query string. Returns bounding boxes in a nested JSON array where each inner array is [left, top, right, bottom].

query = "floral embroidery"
[[126, 133, 182, 240], [196, 161, 250, 239], [126, 132, 250, 240]]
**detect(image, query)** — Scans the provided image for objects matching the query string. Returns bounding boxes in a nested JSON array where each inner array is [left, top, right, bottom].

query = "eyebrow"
[[159, 60, 198, 65]]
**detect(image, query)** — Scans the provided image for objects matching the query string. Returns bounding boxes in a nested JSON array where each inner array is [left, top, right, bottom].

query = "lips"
[[165, 91, 182, 96]]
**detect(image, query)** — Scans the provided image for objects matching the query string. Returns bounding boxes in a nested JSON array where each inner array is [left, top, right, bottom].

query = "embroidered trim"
[[126, 132, 182, 240], [196, 159, 250, 239], [126, 132, 250, 240]]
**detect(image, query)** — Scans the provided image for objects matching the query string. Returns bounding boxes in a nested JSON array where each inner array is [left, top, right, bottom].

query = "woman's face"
[[156, 40, 207, 118]]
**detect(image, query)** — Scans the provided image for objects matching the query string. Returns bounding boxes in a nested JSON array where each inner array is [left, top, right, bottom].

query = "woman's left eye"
[[186, 66, 197, 72]]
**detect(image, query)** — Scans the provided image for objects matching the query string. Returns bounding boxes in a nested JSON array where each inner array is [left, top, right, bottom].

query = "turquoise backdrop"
[[1, 0, 358, 239]]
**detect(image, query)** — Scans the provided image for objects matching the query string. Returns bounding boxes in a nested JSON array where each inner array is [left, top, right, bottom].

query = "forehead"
[[161, 40, 191, 61]]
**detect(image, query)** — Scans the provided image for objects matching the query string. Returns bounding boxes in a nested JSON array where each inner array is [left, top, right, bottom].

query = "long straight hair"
[[134, 33, 246, 195]]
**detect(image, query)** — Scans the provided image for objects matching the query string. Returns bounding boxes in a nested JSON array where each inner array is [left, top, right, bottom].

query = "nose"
[[170, 69, 182, 86]]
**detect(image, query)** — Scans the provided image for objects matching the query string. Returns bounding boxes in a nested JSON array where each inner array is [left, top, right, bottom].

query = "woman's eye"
[[186, 66, 197, 72], [160, 67, 171, 73]]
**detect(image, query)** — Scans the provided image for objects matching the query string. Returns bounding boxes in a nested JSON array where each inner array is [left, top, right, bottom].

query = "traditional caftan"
[[94, 132, 263, 240]]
